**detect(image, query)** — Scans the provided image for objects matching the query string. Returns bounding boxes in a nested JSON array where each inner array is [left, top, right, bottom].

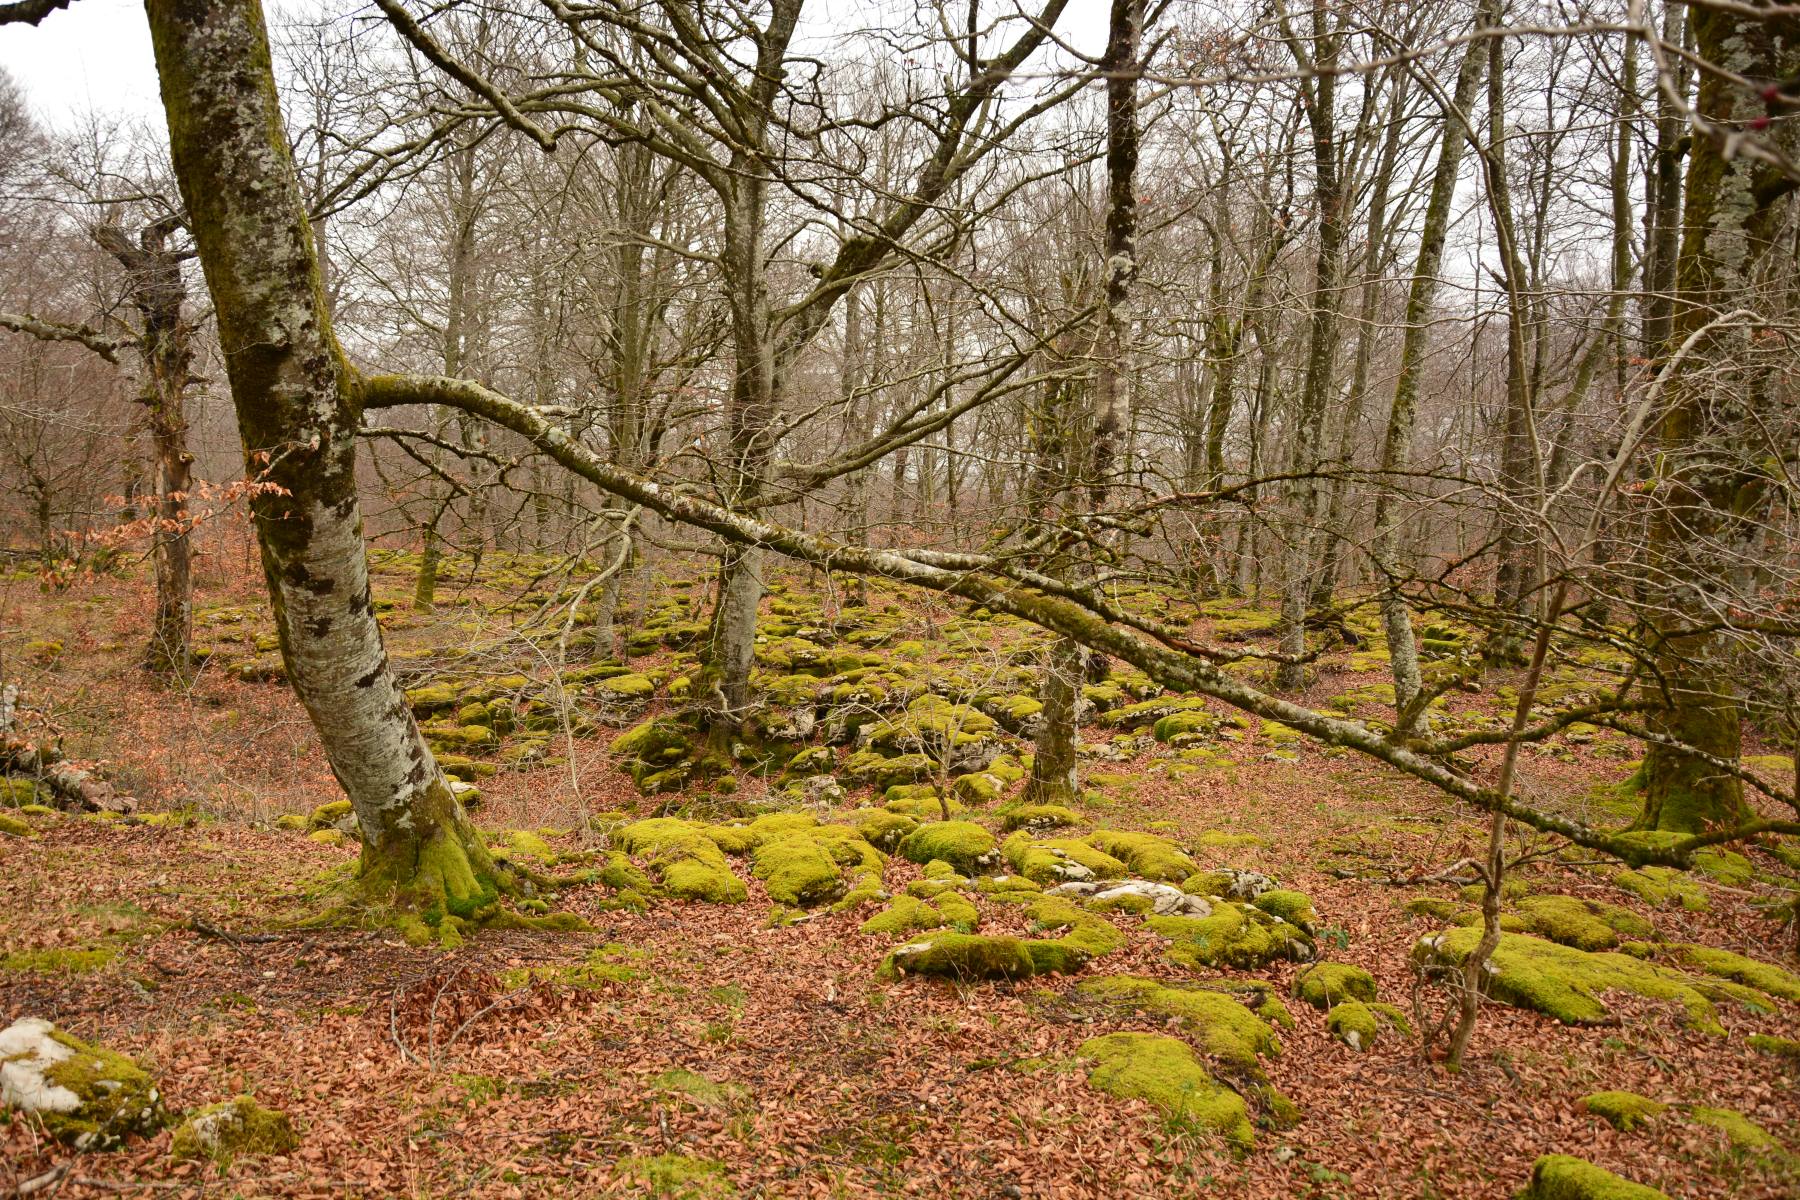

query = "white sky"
[[1, 0, 159, 127]]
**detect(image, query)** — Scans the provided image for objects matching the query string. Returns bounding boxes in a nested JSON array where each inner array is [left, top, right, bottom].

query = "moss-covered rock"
[[1294, 962, 1377, 1010], [1148, 903, 1315, 970], [1508, 895, 1656, 952], [1688, 1106, 1781, 1152], [0, 811, 36, 838], [1003, 832, 1126, 884], [0, 1018, 165, 1150], [881, 932, 1037, 980], [1665, 944, 1800, 1001], [615, 818, 747, 903], [843, 749, 937, 791], [170, 1095, 298, 1164], [997, 803, 1079, 833], [1579, 1090, 1666, 1132], [1411, 927, 1773, 1033], [1324, 1000, 1410, 1050], [897, 820, 997, 874], [1516, 1155, 1670, 1200], [860, 895, 948, 937], [750, 832, 843, 907], [1076, 1033, 1253, 1148], [1610, 865, 1708, 912], [1746, 1033, 1800, 1060], [1085, 830, 1195, 882], [1076, 976, 1281, 1072], [850, 808, 917, 851], [305, 799, 352, 831], [1252, 889, 1319, 935]]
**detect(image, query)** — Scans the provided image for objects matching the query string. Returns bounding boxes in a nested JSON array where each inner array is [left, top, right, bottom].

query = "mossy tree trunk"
[[1371, 2, 1488, 734], [145, 0, 503, 931], [1637, 5, 1798, 833], [1024, 0, 1142, 804]]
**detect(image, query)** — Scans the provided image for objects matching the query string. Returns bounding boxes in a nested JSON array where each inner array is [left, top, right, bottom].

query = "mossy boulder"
[[611, 718, 700, 791], [881, 933, 1038, 980], [305, 799, 353, 831], [1665, 943, 1800, 1001], [1076, 976, 1281, 1073], [170, 1095, 298, 1164], [750, 832, 844, 906], [1610, 865, 1707, 912], [1148, 903, 1316, 970], [1516, 1155, 1670, 1200], [614, 818, 747, 903], [1411, 927, 1775, 1033], [859, 895, 948, 937], [849, 808, 917, 851], [1579, 1090, 1666, 1132], [1076, 1033, 1253, 1148], [0, 1017, 165, 1150], [1003, 832, 1126, 884], [1085, 830, 1195, 882], [1252, 889, 1319, 934], [1507, 895, 1656, 952], [1689, 1106, 1781, 1151], [842, 749, 936, 791], [1294, 962, 1377, 1010], [1324, 1000, 1409, 1050], [0, 811, 35, 838], [897, 820, 997, 874], [997, 803, 1079, 833]]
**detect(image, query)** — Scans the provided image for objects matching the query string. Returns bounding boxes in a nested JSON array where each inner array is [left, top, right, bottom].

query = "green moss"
[[896, 820, 997, 874], [933, 890, 979, 931], [615, 818, 747, 904], [1579, 1090, 1666, 1132], [843, 749, 937, 791], [1076, 1033, 1253, 1148], [1025, 895, 1123, 958], [1294, 962, 1377, 1010], [1611, 865, 1708, 912], [881, 932, 1037, 980], [1148, 903, 1315, 970], [1076, 976, 1280, 1072], [0, 811, 36, 838], [1193, 830, 1268, 851], [306, 799, 352, 831], [1518, 1155, 1671, 1200], [499, 944, 644, 990], [651, 1069, 750, 1113], [1086, 830, 1196, 882], [1666, 944, 1800, 1001], [751, 833, 844, 906], [273, 813, 306, 831], [615, 1152, 735, 1197], [1411, 927, 1761, 1033], [1688, 1106, 1780, 1152], [1002, 832, 1126, 884], [1181, 870, 1235, 897], [2, 946, 118, 973], [1509, 895, 1656, 951], [1252, 889, 1319, 934], [1403, 896, 1468, 921], [2, 777, 44, 806], [1325, 1000, 1379, 1050], [8, 1022, 167, 1150], [851, 808, 918, 851], [993, 805, 1072, 834], [170, 1096, 298, 1164], [1746, 1033, 1800, 1060], [860, 895, 947, 937]]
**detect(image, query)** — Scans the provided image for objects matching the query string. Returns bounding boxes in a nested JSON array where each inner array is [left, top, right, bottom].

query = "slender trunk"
[[1372, 5, 1488, 733]]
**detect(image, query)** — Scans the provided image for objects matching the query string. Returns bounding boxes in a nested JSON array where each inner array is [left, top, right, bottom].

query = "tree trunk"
[[146, 0, 505, 939], [1637, 4, 1798, 832]]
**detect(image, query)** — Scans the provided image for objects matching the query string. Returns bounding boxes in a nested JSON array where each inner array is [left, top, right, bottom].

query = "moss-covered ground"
[[2, 555, 1795, 1197]]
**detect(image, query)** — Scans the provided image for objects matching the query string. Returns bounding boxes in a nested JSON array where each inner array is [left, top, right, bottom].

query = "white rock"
[[0, 1017, 82, 1115]]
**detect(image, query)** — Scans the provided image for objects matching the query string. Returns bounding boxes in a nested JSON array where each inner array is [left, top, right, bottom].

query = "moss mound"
[[1665, 944, 1800, 1002], [1085, 830, 1196, 882], [1294, 962, 1377, 1009], [1411, 927, 1779, 1033], [1002, 832, 1126, 884], [1688, 1105, 1781, 1151], [1075, 976, 1281, 1072], [614, 818, 747, 904], [896, 820, 996, 874], [0, 1017, 165, 1150], [881, 932, 1038, 980], [1252, 889, 1319, 934], [859, 895, 948, 937], [1579, 1090, 1666, 1132], [1148, 903, 1315, 970], [997, 803, 1079, 833], [1508, 895, 1656, 952], [1324, 1000, 1410, 1050], [1076, 1033, 1253, 1148], [171, 1095, 298, 1164], [1517, 1155, 1670, 1200]]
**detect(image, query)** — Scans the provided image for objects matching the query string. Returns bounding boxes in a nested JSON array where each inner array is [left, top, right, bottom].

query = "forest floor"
[[2, 549, 1798, 1199]]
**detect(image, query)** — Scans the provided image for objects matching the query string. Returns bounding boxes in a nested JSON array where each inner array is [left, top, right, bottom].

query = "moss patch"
[[1148, 903, 1315, 970], [896, 821, 996, 874], [1688, 1106, 1781, 1152], [1075, 975, 1281, 1073], [615, 819, 747, 904], [1518, 1154, 1670, 1200], [1086, 830, 1196, 882], [1076, 1033, 1253, 1148], [615, 1152, 736, 1197], [170, 1095, 298, 1164], [1294, 962, 1377, 1010], [1579, 1090, 1666, 1132]]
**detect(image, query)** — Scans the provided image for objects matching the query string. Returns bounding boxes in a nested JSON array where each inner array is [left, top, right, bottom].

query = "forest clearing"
[[2, 0, 1798, 1196]]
